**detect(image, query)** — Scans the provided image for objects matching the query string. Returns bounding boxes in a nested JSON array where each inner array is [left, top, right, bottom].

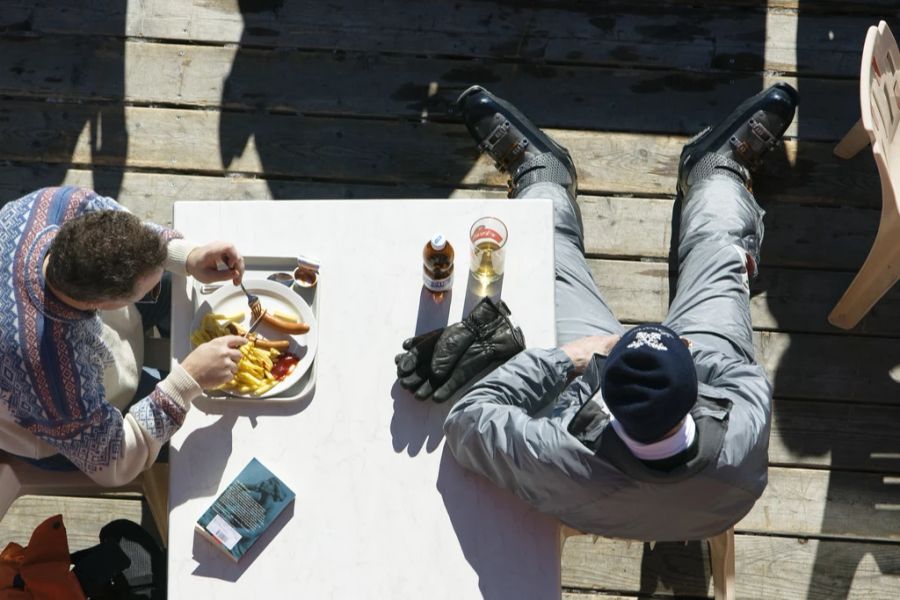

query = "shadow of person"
[[436, 448, 560, 600], [389, 380, 450, 456], [218, 0, 476, 201], [639, 540, 710, 597], [167, 413, 239, 510], [0, 1, 127, 200]]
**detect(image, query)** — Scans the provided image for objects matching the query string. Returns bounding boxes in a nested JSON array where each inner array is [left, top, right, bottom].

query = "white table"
[[169, 199, 560, 599]]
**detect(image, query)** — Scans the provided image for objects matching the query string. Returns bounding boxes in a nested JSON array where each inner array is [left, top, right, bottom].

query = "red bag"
[[0, 515, 85, 600]]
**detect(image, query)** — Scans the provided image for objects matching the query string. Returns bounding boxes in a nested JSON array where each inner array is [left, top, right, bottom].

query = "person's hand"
[[560, 334, 621, 375], [180, 335, 246, 389], [186, 241, 245, 284]]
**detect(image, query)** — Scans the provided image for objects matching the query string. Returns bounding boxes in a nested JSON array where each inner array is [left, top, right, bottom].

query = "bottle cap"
[[430, 233, 447, 250]]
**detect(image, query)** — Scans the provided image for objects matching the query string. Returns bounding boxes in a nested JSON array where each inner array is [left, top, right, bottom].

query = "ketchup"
[[271, 352, 300, 381]]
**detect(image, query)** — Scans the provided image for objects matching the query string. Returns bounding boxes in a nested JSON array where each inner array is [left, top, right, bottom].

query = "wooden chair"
[[0, 337, 173, 546], [830, 20, 900, 329], [560, 525, 736, 600], [0, 453, 169, 545]]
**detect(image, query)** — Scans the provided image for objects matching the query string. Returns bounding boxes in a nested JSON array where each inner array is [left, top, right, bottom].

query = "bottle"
[[423, 234, 454, 293]]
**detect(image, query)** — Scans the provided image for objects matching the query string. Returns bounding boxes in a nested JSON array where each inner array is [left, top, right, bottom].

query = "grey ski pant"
[[517, 175, 763, 364]]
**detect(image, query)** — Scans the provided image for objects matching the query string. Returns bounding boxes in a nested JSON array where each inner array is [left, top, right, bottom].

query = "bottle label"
[[424, 271, 453, 292], [471, 225, 503, 244]]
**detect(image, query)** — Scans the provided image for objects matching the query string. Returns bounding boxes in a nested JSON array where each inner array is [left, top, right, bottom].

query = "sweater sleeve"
[[26, 364, 202, 487]]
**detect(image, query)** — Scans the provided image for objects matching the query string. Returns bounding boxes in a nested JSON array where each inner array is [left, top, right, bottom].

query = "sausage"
[[224, 321, 291, 350], [259, 310, 310, 334], [252, 337, 291, 351]]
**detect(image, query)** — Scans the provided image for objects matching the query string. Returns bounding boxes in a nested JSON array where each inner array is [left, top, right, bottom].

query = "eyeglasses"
[[135, 280, 163, 305]]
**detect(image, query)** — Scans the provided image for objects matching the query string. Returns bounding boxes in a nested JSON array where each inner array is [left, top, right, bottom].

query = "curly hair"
[[46, 211, 167, 302]]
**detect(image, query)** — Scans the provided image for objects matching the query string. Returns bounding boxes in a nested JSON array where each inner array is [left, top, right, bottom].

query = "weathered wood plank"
[[589, 258, 900, 336], [592, 262, 900, 405], [748, 467, 900, 540], [0, 6, 32, 33], [562, 532, 900, 599], [5, 1, 882, 77], [562, 595, 647, 600], [0, 102, 882, 208], [562, 595, 639, 600], [756, 330, 899, 405], [0, 158, 884, 274], [0, 164, 496, 221], [0, 494, 144, 551], [580, 196, 884, 271], [0, 37, 857, 141], [769, 399, 900, 474]]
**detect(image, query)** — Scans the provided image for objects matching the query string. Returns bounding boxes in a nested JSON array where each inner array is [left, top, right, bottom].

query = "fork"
[[239, 280, 262, 317]]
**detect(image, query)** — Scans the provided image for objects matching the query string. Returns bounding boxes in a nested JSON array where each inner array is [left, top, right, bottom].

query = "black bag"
[[71, 519, 166, 599]]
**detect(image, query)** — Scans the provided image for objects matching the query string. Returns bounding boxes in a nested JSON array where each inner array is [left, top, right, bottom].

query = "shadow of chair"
[[830, 20, 900, 329], [560, 525, 735, 600]]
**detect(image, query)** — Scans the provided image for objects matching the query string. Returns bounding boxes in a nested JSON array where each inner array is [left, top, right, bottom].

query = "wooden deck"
[[1, 1, 899, 597]]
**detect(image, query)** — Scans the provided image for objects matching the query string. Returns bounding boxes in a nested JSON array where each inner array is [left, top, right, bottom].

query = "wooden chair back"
[[829, 20, 900, 329]]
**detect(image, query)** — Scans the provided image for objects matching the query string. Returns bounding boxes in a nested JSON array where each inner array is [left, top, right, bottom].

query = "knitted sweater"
[[0, 187, 202, 486]]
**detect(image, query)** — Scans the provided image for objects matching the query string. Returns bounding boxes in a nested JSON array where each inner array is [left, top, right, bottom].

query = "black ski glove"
[[395, 298, 525, 403], [395, 328, 443, 400]]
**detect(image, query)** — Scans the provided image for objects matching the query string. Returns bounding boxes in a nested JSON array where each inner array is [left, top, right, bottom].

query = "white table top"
[[168, 199, 560, 599]]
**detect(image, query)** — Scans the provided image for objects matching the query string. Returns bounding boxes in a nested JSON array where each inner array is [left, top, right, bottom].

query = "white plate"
[[190, 279, 319, 399]]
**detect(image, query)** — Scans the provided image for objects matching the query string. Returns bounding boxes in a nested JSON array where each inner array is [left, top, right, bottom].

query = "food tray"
[[192, 256, 319, 402]]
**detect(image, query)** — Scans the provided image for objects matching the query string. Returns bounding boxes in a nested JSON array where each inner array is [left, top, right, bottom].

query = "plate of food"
[[189, 279, 318, 399]]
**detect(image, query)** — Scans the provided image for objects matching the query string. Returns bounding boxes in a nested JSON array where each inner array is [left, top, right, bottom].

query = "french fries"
[[190, 312, 285, 396], [272, 309, 300, 322]]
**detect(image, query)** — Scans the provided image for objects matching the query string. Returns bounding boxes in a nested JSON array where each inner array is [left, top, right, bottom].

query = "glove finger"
[[430, 326, 476, 380], [513, 326, 526, 350], [402, 328, 443, 350], [396, 352, 421, 377], [433, 346, 494, 403], [432, 368, 472, 403], [400, 371, 425, 390], [413, 378, 434, 401]]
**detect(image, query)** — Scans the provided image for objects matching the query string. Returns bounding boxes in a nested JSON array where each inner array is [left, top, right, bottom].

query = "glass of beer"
[[469, 216, 508, 285]]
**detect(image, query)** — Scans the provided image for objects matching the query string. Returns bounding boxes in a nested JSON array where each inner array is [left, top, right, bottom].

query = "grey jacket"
[[444, 345, 772, 541]]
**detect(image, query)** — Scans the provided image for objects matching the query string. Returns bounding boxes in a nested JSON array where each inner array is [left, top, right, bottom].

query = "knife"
[[246, 310, 266, 335]]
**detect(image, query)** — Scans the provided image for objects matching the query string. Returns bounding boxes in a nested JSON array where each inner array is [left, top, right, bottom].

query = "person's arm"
[[443, 347, 594, 511], [21, 335, 243, 486], [21, 363, 201, 486], [692, 346, 772, 466]]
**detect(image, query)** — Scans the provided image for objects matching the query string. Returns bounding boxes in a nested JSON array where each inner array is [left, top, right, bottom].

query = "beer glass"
[[469, 216, 508, 285]]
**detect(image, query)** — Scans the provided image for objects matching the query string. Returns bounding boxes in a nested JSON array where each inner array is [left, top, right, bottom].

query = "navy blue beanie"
[[601, 324, 698, 443]]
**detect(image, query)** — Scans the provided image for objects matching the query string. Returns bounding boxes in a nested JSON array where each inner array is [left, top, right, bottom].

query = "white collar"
[[610, 413, 696, 461]]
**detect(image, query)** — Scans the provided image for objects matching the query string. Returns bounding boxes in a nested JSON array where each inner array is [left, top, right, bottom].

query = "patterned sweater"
[[0, 187, 202, 485]]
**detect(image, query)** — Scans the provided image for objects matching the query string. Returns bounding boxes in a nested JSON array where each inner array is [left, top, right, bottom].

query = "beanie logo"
[[626, 331, 667, 351]]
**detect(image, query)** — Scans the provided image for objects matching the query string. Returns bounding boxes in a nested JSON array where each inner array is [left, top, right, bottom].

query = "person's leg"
[[664, 83, 798, 363], [663, 174, 762, 362], [517, 181, 624, 343], [457, 86, 624, 344]]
